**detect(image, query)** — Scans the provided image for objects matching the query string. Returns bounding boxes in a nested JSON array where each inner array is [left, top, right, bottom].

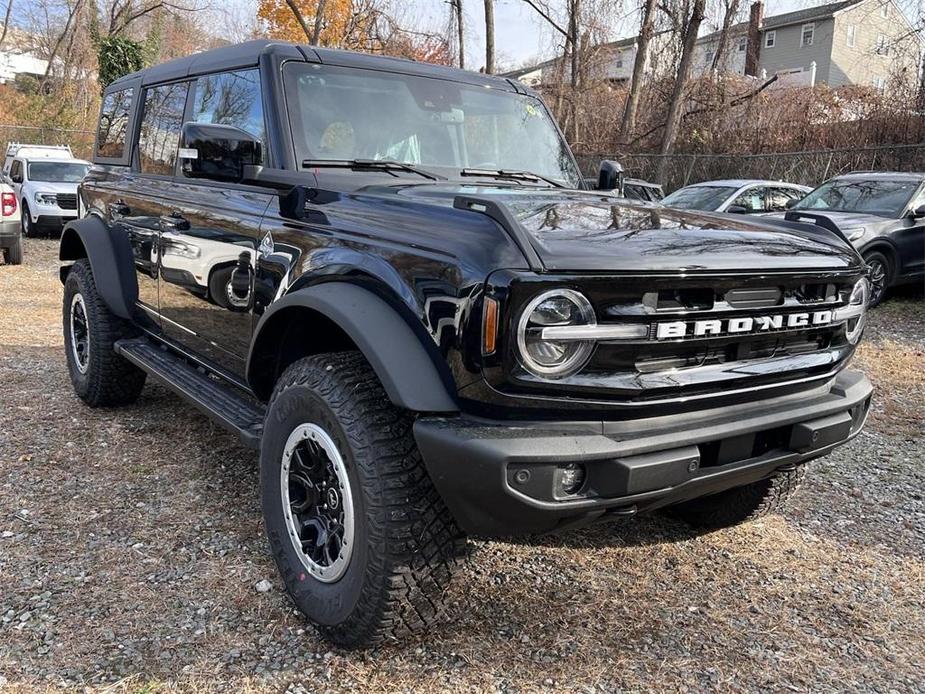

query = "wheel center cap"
[[326, 487, 339, 510]]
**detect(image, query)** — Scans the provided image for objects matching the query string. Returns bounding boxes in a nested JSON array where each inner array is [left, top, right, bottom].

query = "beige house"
[[505, 0, 923, 91]]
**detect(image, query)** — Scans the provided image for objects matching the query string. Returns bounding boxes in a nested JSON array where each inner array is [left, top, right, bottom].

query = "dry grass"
[[0, 240, 923, 692]]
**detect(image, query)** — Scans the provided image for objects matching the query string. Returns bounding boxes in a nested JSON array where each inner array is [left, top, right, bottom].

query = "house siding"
[[759, 18, 835, 84], [829, 0, 922, 88]]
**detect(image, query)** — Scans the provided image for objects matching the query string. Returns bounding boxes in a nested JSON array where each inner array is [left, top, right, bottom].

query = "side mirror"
[[597, 160, 624, 195], [179, 122, 262, 183], [726, 205, 748, 214], [785, 198, 800, 209], [910, 204, 925, 219]]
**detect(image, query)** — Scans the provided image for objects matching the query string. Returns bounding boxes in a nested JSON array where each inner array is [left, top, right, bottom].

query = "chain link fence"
[[0, 125, 95, 161], [576, 144, 925, 193]]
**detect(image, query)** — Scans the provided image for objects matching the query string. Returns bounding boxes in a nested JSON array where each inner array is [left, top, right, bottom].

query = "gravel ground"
[[1, 239, 923, 692]]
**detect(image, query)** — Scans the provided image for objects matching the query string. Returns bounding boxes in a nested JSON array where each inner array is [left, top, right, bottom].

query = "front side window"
[[97, 87, 134, 159], [767, 187, 804, 211], [801, 24, 814, 47], [729, 187, 766, 213], [793, 178, 920, 218], [191, 70, 265, 146], [662, 185, 739, 211], [138, 82, 189, 175], [284, 63, 582, 187], [27, 162, 90, 182]]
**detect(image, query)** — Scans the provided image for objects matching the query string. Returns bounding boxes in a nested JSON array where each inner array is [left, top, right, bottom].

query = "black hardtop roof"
[[108, 39, 524, 93]]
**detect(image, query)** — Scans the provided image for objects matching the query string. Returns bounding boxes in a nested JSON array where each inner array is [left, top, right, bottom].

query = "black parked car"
[[59, 41, 873, 647], [785, 172, 925, 306]]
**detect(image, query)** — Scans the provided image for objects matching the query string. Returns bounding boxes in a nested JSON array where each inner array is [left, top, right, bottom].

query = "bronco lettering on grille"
[[655, 311, 834, 340]]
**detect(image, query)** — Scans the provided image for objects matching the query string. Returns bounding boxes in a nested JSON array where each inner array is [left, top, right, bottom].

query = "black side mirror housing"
[[910, 204, 925, 219], [785, 198, 800, 209], [180, 122, 262, 183], [597, 160, 625, 195], [726, 205, 748, 214]]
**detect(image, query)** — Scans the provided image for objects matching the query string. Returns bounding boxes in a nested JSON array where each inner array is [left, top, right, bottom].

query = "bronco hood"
[[382, 184, 862, 273]]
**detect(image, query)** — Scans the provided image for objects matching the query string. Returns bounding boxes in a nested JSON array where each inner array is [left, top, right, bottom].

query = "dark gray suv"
[[785, 172, 925, 306]]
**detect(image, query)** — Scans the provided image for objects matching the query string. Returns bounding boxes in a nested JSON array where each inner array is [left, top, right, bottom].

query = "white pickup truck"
[[3, 143, 90, 238]]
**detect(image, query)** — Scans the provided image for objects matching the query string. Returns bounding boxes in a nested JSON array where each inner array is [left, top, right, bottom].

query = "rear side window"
[[138, 82, 190, 175], [97, 88, 134, 159], [191, 70, 265, 145]]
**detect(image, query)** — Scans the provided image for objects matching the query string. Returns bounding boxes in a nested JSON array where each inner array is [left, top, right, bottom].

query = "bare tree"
[[311, 0, 328, 43], [710, 0, 741, 72], [484, 0, 494, 73], [621, 0, 657, 140], [0, 1, 12, 51], [659, 0, 706, 158], [451, 0, 464, 68], [284, 0, 313, 40]]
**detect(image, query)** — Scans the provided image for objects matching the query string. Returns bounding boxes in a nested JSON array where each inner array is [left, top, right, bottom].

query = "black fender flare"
[[248, 283, 459, 413], [59, 216, 138, 320]]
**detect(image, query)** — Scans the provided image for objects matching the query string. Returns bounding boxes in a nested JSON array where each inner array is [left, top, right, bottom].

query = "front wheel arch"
[[247, 283, 458, 413]]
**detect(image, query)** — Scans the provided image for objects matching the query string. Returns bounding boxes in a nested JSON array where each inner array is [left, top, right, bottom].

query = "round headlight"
[[845, 277, 868, 344], [516, 289, 596, 378]]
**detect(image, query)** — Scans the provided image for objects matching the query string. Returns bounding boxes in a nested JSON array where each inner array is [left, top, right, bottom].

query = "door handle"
[[159, 212, 190, 232], [108, 200, 130, 218]]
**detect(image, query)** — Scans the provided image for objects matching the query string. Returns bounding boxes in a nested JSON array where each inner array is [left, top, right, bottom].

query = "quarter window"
[[97, 87, 134, 159], [765, 31, 776, 48], [801, 24, 814, 47], [767, 187, 804, 211], [138, 82, 189, 175], [191, 70, 265, 145], [730, 187, 767, 213]]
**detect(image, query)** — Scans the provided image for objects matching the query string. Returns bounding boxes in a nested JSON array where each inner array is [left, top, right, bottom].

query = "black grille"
[[56, 193, 77, 210]]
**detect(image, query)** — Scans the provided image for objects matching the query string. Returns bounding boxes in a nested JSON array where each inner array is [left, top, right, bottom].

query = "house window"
[[801, 23, 815, 47], [705, 48, 715, 64], [737, 36, 748, 52], [765, 31, 776, 48], [873, 76, 885, 90], [847, 24, 857, 47], [875, 34, 891, 55], [615, 51, 623, 69], [880, 3, 888, 18]]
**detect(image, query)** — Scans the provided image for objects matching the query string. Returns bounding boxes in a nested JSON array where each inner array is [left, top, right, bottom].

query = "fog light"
[[557, 463, 586, 495]]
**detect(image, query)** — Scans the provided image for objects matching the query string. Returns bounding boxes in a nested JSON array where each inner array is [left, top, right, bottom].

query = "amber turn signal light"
[[482, 297, 499, 355]]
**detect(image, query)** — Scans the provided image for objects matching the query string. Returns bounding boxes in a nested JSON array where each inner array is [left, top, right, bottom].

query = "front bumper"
[[34, 214, 76, 231], [414, 370, 872, 537]]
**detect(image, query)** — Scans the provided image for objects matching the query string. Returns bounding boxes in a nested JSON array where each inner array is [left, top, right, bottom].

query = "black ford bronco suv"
[[60, 41, 872, 647]]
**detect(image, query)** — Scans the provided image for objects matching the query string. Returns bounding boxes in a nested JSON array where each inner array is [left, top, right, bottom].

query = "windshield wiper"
[[460, 168, 567, 188], [302, 158, 445, 181]]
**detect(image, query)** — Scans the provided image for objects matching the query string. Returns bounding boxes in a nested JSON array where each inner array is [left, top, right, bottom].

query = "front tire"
[[62, 259, 146, 406], [21, 202, 33, 238], [667, 466, 806, 530], [261, 352, 466, 648], [863, 250, 892, 308]]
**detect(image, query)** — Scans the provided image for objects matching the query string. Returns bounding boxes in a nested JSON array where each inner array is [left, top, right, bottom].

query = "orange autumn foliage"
[[257, 0, 368, 47]]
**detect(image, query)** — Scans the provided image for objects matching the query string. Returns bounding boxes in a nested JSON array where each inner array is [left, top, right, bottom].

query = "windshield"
[[793, 178, 919, 218], [283, 63, 582, 187], [28, 161, 89, 183], [662, 185, 738, 210]]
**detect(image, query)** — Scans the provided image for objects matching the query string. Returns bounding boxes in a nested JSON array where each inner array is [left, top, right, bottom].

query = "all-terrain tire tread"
[[63, 259, 146, 406], [669, 466, 807, 530], [268, 352, 466, 648]]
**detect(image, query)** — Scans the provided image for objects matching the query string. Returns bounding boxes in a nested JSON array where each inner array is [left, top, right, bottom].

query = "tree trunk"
[[659, 0, 706, 160], [0, 1, 12, 51], [711, 0, 741, 73], [454, 0, 465, 69], [621, 0, 657, 140], [285, 0, 314, 42], [311, 0, 328, 44], [483, 0, 494, 73]]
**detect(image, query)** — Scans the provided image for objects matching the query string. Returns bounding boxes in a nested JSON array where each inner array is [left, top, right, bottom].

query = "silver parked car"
[[662, 179, 811, 215]]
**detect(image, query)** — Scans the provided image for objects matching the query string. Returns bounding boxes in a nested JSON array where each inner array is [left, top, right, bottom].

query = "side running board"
[[114, 337, 265, 449]]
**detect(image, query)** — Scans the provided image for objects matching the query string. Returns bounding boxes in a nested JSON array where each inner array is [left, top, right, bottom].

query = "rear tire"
[[261, 352, 466, 648], [6, 236, 22, 265], [667, 466, 806, 530], [863, 250, 892, 308], [62, 259, 146, 406]]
